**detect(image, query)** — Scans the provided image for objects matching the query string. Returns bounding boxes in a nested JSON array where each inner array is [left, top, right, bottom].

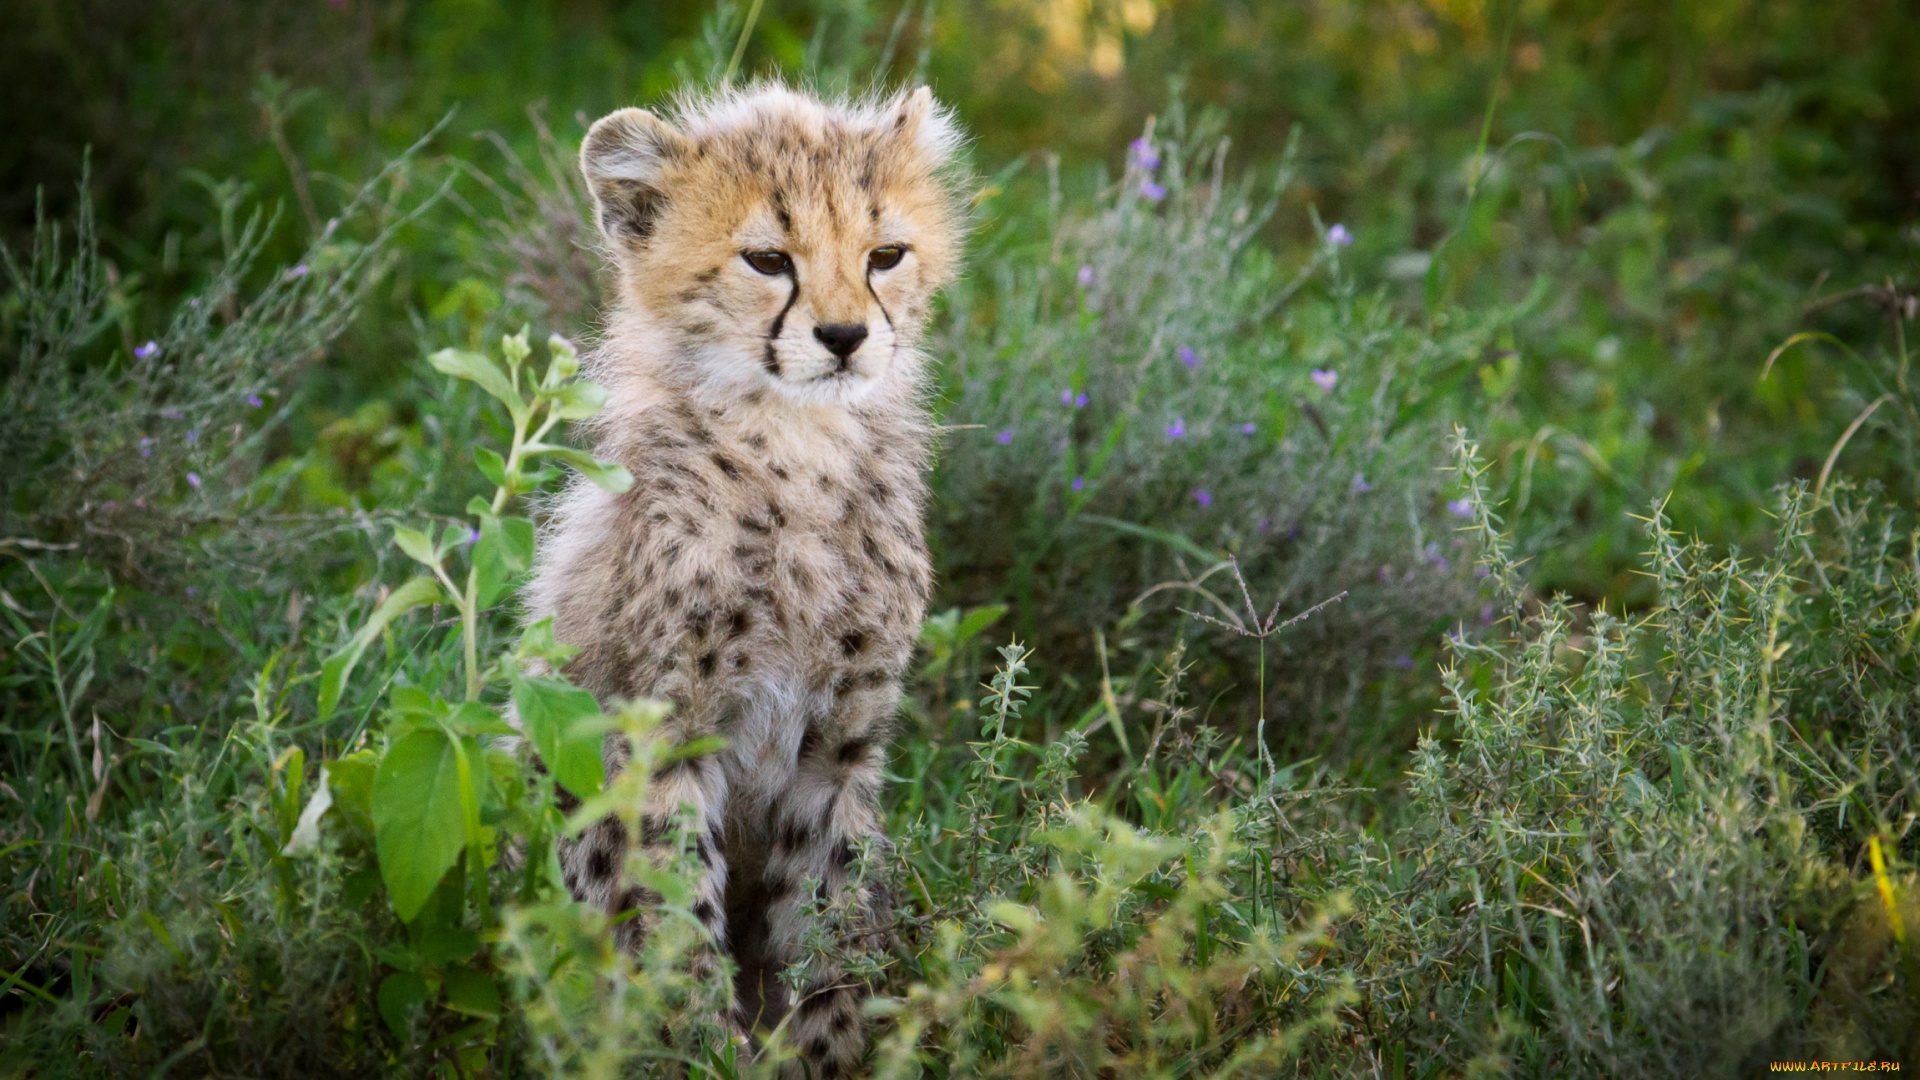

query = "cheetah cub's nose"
[[813, 323, 868, 364]]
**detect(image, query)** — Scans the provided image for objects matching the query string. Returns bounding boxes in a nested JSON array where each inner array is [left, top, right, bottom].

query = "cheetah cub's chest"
[[587, 399, 930, 772]]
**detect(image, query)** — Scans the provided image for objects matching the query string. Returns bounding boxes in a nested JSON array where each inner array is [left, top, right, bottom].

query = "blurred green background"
[[7, 0, 1915, 604], [5, 3, 1920, 1072]]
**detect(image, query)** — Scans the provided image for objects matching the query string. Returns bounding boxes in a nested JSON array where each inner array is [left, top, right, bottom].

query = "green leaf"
[[392, 526, 439, 570], [445, 701, 516, 737], [372, 729, 469, 922], [548, 379, 608, 420], [416, 925, 480, 966], [316, 577, 446, 720], [473, 446, 507, 488], [326, 753, 377, 823], [440, 965, 501, 1019], [515, 616, 580, 667], [955, 604, 1009, 646], [429, 347, 528, 427], [524, 443, 633, 494], [511, 675, 606, 799], [377, 971, 430, 1037], [471, 513, 535, 610]]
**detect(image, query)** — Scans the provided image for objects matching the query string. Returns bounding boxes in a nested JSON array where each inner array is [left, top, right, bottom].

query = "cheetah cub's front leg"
[[525, 83, 965, 1078]]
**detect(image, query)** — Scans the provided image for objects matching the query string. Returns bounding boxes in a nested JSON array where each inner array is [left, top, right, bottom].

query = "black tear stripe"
[[865, 270, 896, 335], [765, 268, 800, 377]]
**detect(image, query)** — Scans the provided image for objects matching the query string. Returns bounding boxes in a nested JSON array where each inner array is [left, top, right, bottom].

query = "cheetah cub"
[[525, 84, 963, 1074]]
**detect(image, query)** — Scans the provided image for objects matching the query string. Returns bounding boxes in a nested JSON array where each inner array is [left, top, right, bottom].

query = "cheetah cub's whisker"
[[525, 83, 965, 1077]]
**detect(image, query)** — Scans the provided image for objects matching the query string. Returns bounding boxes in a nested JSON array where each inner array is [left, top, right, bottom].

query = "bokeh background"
[[3, 1, 1919, 1074]]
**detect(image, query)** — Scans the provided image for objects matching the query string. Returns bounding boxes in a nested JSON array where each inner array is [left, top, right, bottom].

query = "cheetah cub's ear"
[[580, 108, 692, 247], [892, 85, 962, 170]]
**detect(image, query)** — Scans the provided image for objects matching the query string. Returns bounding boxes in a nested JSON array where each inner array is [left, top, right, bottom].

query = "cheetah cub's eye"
[[743, 251, 791, 275], [868, 245, 906, 271]]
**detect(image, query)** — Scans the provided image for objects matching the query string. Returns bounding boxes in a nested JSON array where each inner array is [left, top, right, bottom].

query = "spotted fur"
[[526, 84, 964, 1076]]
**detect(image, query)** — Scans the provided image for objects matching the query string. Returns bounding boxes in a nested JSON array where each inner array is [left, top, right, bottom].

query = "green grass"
[[2, 1, 1918, 1075]]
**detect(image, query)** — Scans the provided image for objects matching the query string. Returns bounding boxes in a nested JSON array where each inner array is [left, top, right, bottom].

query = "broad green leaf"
[[472, 513, 535, 609], [377, 972, 430, 1037], [389, 685, 440, 720], [372, 729, 469, 922], [326, 753, 377, 820], [316, 577, 446, 719], [441, 965, 501, 1019], [549, 379, 608, 420], [473, 446, 507, 488], [524, 443, 634, 494], [429, 347, 528, 427], [392, 526, 439, 569], [512, 675, 606, 799], [955, 604, 1009, 646], [416, 925, 480, 965], [445, 700, 517, 737]]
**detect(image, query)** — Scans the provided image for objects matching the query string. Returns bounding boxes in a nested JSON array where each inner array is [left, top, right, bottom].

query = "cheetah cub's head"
[[581, 85, 964, 408]]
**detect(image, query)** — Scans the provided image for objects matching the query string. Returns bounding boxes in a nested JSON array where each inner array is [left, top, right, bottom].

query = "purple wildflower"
[[1327, 224, 1353, 247], [186, 472, 201, 489], [1165, 416, 1186, 439], [247, 394, 264, 408], [1311, 369, 1338, 393], [186, 429, 198, 444], [1191, 489, 1212, 507], [188, 298, 201, 309], [1447, 498, 1474, 518], [1072, 477, 1085, 492], [135, 341, 161, 361], [1350, 472, 1371, 493], [1480, 603, 1496, 626], [161, 408, 184, 421], [1178, 345, 1200, 370], [463, 527, 481, 545], [1393, 653, 1414, 669], [1240, 422, 1258, 435], [1474, 565, 1490, 579], [1075, 392, 1088, 409], [1077, 264, 1094, 288], [285, 264, 310, 280], [1378, 564, 1393, 583], [1062, 388, 1074, 406], [139, 437, 153, 459], [996, 429, 1014, 445], [1129, 137, 1161, 171], [186, 586, 197, 597], [1138, 179, 1167, 202]]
